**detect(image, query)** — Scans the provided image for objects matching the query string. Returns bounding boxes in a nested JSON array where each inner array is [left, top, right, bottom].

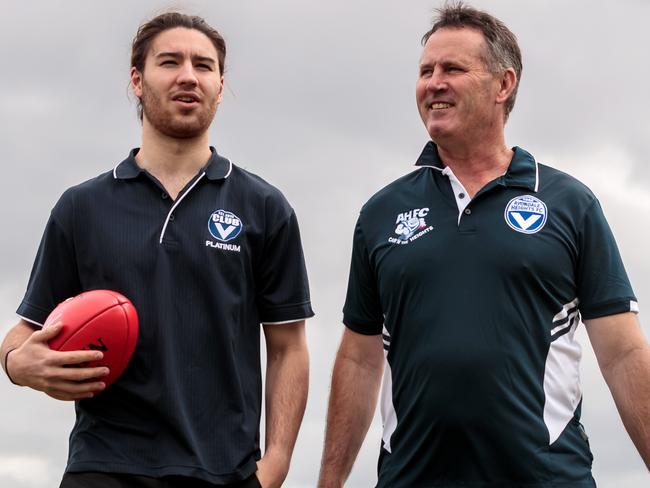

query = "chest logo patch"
[[388, 207, 434, 245], [208, 209, 243, 242], [504, 195, 547, 234]]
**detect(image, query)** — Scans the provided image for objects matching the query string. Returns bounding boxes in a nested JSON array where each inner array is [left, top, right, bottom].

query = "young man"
[[1, 13, 313, 488], [319, 3, 649, 487]]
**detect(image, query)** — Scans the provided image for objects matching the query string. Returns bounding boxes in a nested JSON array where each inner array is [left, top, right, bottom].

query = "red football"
[[43, 289, 139, 389]]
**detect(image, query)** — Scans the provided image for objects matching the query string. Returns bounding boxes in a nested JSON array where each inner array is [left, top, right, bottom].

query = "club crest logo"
[[388, 207, 434, 245], [208, 209, 243, 242], [504, 195, 548, 234]]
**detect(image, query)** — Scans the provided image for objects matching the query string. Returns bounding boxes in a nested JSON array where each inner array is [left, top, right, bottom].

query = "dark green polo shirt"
[[343, 142, 637, 487], [17, 148, 314, 484]]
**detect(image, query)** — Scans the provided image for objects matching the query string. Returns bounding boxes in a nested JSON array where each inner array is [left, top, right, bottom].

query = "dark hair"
[[131, 12, 226, 120], [421, 1, 522, 121]]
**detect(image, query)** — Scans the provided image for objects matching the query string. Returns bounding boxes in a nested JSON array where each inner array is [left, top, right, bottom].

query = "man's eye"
[[161, 60, 176, 66], [197, 64, 212, 70]]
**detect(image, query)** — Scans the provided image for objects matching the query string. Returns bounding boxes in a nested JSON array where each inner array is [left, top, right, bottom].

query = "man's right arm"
[[318, 327, 384, 488], [1, 319, 108, 400]]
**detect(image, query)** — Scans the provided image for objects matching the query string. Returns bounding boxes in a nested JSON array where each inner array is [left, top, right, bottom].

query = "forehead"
[[420, 27, 487, 65], [148, 27, 218, 60]]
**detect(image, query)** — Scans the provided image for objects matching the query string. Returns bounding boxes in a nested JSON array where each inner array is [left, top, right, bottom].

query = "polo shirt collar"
[[415, 141, 539, 192], [113, 147, 233, 181], [414, 141, 445, 170], [113, 149, 142, 179], [204, 148, 233, 180], [503, 146, 538, 192]]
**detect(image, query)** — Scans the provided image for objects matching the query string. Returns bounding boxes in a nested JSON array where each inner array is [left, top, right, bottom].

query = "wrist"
[[258, 450, 290, 485], [317, 474, 344, 488], [261, 448, 291, 469], [3, 347, 20, 386]]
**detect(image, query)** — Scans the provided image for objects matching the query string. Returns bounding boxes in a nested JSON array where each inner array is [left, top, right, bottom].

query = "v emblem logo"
[[511, 212, 541, 230], [208, 209, 244, 243], [215, 223, 237, 240]]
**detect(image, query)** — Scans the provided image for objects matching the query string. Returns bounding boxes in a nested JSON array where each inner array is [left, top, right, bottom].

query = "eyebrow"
[[155, 52, 216, 65], [419, 57, 469, 69]]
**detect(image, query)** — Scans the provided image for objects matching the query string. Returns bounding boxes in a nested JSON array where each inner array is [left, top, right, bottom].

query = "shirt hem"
[[16, 300, 51, 326], [259, 302, 314, 323], [580, 296, 638, 320], [65, 458, 257, 485], [343, 317, 383, 335], [377, 480, 596, 488]]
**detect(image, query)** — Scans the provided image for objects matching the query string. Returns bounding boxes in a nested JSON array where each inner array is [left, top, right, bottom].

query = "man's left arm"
[[256, 320, 309, 488], [585, 312, 650, 470]]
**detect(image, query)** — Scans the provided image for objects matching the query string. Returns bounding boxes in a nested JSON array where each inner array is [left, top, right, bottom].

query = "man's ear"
[[496, 68, 517, 105], [217, 75, 224, 104], [130, 67, 143, 98]]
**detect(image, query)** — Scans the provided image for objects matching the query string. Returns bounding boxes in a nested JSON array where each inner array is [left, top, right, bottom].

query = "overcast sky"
[[1, 1, 649, 487]]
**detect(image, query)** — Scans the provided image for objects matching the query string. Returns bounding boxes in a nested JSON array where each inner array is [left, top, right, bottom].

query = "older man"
[[319, 3, 649, 487]]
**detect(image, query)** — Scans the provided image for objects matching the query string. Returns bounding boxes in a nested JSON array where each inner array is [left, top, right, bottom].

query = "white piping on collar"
[[17, 314, 44, 328], [114, 157, 232, 180], [223, 158, 233, 179], [420, 155, 539, 192], [417, 165, 444, 172], [159, 172, 206, 244]]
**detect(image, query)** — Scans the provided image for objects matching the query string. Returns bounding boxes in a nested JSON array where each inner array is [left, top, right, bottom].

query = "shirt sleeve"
[[257, 209, 314, 324], [16, 193, 82, 326], [576, 198, 638, 320], [342, 217, 384, 335]]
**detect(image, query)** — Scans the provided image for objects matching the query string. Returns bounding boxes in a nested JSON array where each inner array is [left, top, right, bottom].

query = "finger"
[[30, 323, 63, 342], [48, 350, 104, 366], [55, 366, 110, 382], [47, 390, 96, 401], [46, 379, 106, 396]]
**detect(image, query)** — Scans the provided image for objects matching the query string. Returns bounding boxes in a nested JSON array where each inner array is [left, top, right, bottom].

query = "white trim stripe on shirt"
[[17, 314, 44, 328], [159, 172, 206, 244]]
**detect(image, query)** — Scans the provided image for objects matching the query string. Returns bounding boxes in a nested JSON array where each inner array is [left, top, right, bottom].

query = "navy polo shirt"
[[17, 148, 314, 484], [343, 142, 637, 487]]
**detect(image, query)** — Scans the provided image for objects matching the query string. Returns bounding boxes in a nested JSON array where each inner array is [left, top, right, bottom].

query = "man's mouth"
[[430, 102, 452, 110], [172, 94, 200, 105]]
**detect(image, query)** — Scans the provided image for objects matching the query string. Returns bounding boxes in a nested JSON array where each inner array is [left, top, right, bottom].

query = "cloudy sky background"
[[1, 0, 649, 486]]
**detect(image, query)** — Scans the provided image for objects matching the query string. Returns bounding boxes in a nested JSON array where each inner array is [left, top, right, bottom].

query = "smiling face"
[[416, 27, 506, 146], [130, 27, 224, 139]]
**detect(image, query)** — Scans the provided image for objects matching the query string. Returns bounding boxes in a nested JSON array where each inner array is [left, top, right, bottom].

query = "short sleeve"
[[576, 198, 637, 320], [257, 210, 314, 324], [342, 217, 384, 335], [16, 194, 82, 325]]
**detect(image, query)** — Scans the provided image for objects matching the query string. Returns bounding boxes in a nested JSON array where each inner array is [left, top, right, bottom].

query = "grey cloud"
[[1, 1, 648, 487]]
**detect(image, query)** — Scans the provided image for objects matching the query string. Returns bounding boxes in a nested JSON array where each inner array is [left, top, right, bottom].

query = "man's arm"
[[256, 320, 309, 488], [1, 319, 108, 400], [585, 312, 650, 470], [318, 327, 384, 488]]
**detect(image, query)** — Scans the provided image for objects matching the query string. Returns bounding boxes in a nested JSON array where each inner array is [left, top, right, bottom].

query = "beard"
[[140, 80, 218, 139]]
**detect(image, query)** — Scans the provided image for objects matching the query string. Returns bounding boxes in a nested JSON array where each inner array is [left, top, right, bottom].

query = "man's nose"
[[177, 61, 198, 86], [426, 69, 447, 91]]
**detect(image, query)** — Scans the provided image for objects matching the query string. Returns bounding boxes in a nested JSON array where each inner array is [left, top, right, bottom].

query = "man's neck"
[[436, 134, 513, 198], [135, 122, 213, 199]]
